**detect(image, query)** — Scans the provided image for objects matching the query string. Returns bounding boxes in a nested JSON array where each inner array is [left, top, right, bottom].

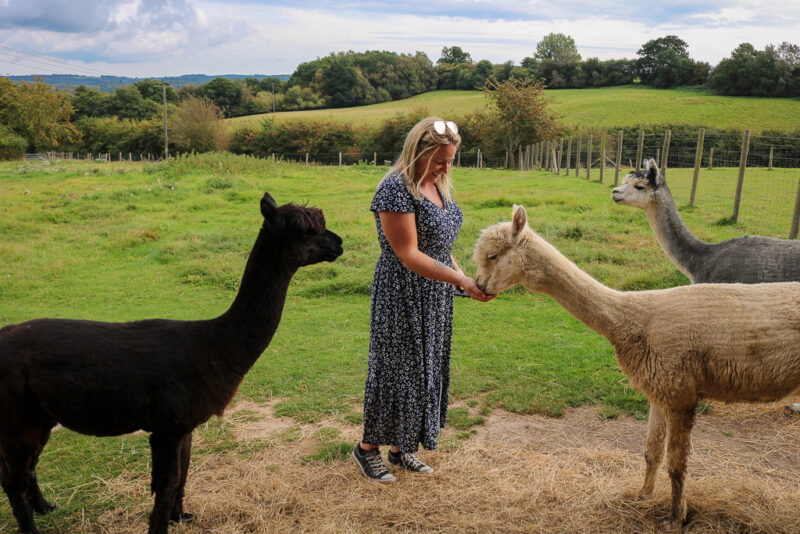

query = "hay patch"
[[78, 398, 800, 533]]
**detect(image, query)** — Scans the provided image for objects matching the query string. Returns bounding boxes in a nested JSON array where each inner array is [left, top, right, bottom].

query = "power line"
[[0, 51, 112, 77], [0, 58, 77, 75], [0, 44, 120, 78]]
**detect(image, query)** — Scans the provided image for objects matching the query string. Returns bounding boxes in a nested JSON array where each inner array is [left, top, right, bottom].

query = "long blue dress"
[[362, 171, 464, 453]]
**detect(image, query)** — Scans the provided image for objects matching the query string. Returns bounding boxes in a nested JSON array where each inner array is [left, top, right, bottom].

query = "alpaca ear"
[[646, 159, 662, 188], [260, 192, 279, 219], [511, 204, 527, 238]]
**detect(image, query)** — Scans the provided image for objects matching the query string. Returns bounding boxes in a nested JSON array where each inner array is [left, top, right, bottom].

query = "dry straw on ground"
[[67, 399, 800, 533]]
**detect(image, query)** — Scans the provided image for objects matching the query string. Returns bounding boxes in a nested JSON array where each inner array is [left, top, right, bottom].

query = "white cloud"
[[0, 0, 798, 77]]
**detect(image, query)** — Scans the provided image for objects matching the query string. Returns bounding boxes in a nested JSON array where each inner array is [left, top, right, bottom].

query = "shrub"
[[0, 125, 27, 160], [171, 97, 229, 153]]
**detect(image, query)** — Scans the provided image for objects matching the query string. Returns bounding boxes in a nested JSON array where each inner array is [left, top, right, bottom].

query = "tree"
[[635, 35, 692, 87], [70, 85, 111, 119], [535, 33, 581, 63], [171, 96, 228, 153], [133, 79, 178, 104], [0, 77, 80, 151], [438, 46, 472, 65], [711, 41, 800, 97], [472, 59, 494, 88], [199, 77, 242, 116], [107, 85, 160, 120], [479, 77, 562, 166]]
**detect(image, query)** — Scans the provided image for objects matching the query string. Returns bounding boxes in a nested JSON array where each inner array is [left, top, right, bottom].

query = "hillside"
[[7, 73, 291, 93], [227, 86, 800, 133]]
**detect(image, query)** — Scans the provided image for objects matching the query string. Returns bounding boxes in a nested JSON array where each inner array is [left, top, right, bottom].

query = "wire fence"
[[512, 129, 800, 239], [25, 128, 800, 239]]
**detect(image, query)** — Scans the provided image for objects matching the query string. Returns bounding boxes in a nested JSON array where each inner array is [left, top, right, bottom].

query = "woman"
[[353, 117, 494, 483]]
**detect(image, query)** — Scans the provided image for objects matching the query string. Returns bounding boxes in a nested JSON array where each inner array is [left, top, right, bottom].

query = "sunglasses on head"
[[433, 120, 458, 135]]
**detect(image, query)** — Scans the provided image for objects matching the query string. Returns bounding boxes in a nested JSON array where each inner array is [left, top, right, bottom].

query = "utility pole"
[[162, 84, 169, 159]]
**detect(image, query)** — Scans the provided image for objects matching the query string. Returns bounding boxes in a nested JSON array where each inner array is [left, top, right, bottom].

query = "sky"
[[1, 0, 799, 78]]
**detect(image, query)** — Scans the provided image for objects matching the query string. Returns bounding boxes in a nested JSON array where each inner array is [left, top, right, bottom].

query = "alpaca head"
[[611, 158, 664, 209], [473, 204, 537, 295], [259, 192, 343, 268]]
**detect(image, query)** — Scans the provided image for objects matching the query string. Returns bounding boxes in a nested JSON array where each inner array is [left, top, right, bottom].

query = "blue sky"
[[1, 0, 798, 78]]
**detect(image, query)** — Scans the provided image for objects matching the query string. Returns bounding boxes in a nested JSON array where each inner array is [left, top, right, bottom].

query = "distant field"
[[227, 86, 800, 133]]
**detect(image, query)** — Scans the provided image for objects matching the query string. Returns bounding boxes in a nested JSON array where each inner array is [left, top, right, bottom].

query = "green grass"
[[1, 152, 797, 530], [227, 89, 485, 129], [227, 86, 800, 133]]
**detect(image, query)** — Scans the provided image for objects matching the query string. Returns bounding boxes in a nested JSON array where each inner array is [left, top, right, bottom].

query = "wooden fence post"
[[614, 130, 623, 185], [690, 128, 705, 207], [661, 129, 672, 176], [768, 146, 774, 171], [599, 134, 606, 184], [575, 135, 582, 177], [305, 152, 309, 166], [731, 129, 751, 222], [565, 137, 572, 176], [457, 152, 460, 167], [636, 130, 644, 170], [519, 147, 524, 170], [339, 152, 342, 166], [544, 141, 551, 172], [791, 177, 800, 239], [477, 149, 481, 168], [708, 147, 714, 168], [558, 138, 564, 173], [586, 135, 593, 180]]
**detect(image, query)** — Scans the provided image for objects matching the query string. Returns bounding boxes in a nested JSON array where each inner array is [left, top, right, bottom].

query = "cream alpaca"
[[472, 205, 800, 532]]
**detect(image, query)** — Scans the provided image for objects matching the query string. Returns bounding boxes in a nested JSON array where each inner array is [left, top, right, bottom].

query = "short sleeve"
[[370, 172, 416, 213]]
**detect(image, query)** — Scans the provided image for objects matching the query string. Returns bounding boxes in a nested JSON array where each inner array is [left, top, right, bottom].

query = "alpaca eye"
[[635, 184, 645, 190], [488, 254, 498, 260]]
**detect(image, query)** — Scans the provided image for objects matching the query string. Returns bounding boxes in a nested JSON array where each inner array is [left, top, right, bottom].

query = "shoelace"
[[366, 451, 389, 475], [401, 453, 427, 470]]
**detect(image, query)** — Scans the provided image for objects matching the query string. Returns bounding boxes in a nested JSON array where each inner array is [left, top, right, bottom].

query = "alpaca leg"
[[662, 407, 696, 532], [640, 403, 666, 498], [26, 426, 56, 515], [170, 433, 194, 524], [0, 439, 40, 534], [148, 432, 183, 534]]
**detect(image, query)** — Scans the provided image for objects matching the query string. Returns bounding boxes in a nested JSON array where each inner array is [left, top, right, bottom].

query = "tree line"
[[1, 32, 798, 158]]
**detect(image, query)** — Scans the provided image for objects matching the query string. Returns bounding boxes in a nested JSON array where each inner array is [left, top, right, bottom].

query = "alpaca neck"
[[215, 230, 296, 375], [644, 185, 709, 281], [519, 238, 629, 341]]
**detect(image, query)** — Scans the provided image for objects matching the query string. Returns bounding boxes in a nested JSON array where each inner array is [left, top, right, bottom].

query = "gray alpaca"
[[612, 159, 800, 284], [612, 158, 800, 412]]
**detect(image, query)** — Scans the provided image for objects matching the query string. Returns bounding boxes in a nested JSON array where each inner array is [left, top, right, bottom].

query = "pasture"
[[227, 86, 800, 133], [1, 153, 798, 532]]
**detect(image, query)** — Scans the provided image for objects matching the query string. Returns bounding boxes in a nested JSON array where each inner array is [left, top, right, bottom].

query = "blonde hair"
[[385, 116, 461, 201]]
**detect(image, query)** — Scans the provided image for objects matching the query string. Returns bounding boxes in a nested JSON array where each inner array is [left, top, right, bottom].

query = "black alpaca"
[[0, 192, 343, 534]]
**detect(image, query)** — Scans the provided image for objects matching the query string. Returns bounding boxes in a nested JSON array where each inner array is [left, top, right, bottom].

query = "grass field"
[[0, 153, 798, 532], [227, 86, 800, 133]]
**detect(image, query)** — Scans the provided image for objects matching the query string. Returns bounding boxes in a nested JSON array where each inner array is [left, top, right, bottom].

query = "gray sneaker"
[[788, 403, 800, 414], [352, 444, 396, 483], [388, 450, 433, 474]]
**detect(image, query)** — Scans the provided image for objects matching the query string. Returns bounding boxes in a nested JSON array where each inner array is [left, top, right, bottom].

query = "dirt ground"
[[74, 396, 800, 534]]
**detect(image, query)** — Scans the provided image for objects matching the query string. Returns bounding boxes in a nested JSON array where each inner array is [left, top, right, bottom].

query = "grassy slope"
[[1, 154, 796, 530], [227, 86, 800, 133]]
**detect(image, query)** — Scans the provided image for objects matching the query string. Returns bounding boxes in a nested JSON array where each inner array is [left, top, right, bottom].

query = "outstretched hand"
[[458, 277, 495, 302]]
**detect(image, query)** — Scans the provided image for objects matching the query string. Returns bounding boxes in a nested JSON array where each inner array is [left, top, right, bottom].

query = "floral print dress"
[[362, 171, 464, 452]]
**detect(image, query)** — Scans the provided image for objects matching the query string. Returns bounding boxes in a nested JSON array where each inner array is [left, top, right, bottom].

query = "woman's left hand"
[[460, 276, 495, 302]]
